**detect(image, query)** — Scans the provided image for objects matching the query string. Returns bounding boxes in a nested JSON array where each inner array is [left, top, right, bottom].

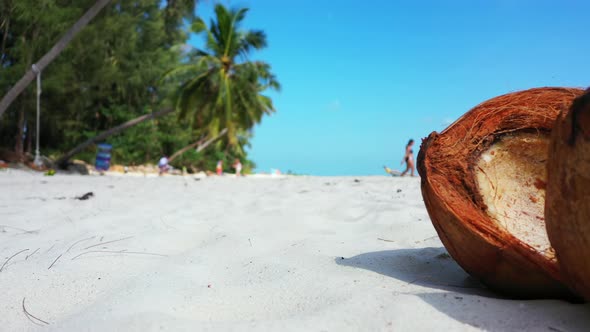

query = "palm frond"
[[176, 70, 214, 117], [191, 17, 207, 33], [191, 48, 211, 57], [239, 30, 267, 55], [166, 3, 280, 152], [232, 7, 249, 25], [159, 63, 201, 83]]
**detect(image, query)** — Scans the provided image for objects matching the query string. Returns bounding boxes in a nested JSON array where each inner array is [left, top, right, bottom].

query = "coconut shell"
[[546, 88, 590, 300], [417, 87, 584, 299]]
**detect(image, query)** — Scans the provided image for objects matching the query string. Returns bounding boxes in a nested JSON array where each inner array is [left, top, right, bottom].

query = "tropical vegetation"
[[0, 1, 278, 174], [162, 4, 280, 158]]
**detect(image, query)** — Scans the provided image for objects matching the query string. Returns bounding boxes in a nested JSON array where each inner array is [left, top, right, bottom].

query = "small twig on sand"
[[377, 238, 395, 243], [71, 250, 167, 260], [0, 249, 29, 272], [0, 224, 37, 234], [418, 235, 439, 243], [22, 297, 49, 326], [83, 236, 134, 250], [47, 236, 97, 269], [66, 235, 96, 253], [25, 248, 40, 260], [44, 243, 57, 253], [47, 254, 62, 270], [248, 238, 253, 247]]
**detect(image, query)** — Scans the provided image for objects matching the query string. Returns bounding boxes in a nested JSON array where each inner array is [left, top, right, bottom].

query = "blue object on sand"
[[95, 143, 112, 171]]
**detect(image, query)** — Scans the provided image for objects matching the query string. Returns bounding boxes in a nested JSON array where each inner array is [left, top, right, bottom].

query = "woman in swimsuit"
[[401, 139, 415, 177]]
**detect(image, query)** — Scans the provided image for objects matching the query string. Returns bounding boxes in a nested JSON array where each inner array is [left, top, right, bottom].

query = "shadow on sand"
[[416, 291, 590, 331], [336, 247, 590, 331], [336, 247, 496, 297]]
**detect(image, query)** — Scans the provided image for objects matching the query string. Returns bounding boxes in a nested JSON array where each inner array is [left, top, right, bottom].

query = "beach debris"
[[71, 250, 167, 260], [44, 243, 57, 253], [22, 298, 49, 326], [0, 224, 37, 234], [48, 254, 63, 270], [0, 249, 29, 272], [44, 169, 56, 176], [418, 87, 584, 299], [545, 88, 590, 300], [64, 235, 97, 254], [396, 189, 402, 193], [83, 235, 133, 250], [25, 196, 47, 201], [75, 192, 94, 200], [25, 248, 40, 260], [377, 238, 395, 243], [354, 179, 360, 183], [416, 235, 438, 243]]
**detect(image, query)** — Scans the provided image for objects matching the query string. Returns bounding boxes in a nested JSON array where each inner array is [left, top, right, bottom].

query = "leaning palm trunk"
[[55, 108, 174, 168], [0, 0, 112, 118], [168, 128, 228, 163]]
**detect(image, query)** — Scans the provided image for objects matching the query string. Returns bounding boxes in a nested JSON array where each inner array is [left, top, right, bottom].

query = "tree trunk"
[[169, 128, 228, 163], [0, 0, 112, 118], [55, 108, 174, 168], [14, 101, 25, 159], [25, 123, 32, 155], [13, 30, 34, 159], [1, 15, 10, 59], [168, 135, 206, 162]]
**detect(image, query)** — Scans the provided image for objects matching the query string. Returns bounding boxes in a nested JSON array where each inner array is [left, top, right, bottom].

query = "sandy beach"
[[1, 170, 589, 331]]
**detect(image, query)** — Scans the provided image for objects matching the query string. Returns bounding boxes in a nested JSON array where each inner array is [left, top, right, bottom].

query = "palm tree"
[[164, 4, 280, 150]]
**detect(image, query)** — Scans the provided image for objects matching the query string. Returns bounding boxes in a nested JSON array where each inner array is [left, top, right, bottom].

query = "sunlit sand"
[[0, 170, 588, 330]]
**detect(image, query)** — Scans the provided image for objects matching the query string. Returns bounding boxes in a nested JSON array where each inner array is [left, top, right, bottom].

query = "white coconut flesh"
[[475, 132, 554, 259]]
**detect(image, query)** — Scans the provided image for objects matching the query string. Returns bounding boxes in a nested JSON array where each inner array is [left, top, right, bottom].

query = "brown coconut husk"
[[546, 88, 590, 300], [417, 87, 584, 299]]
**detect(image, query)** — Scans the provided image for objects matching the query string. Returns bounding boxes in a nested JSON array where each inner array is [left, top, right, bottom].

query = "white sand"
[[0, 170, 588, 331]]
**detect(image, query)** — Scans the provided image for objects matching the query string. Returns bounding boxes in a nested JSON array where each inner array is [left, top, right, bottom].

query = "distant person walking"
[[401, 139, 415, 177], [216, 160, 223, 176], [233, 158, 242, 177]]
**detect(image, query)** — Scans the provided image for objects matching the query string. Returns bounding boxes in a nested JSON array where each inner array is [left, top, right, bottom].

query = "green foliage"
[[0, 0, 272, 172], [163, 3, 280, 150]]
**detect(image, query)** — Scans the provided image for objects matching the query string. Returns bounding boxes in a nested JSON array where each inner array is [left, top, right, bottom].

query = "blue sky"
[[189, 0, 590, 176]]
